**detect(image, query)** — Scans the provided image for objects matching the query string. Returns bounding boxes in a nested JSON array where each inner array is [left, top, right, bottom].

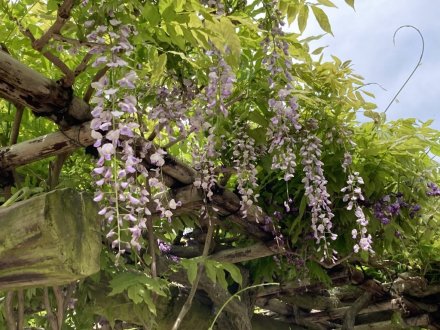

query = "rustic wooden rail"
[[0, 189, 101, 289]]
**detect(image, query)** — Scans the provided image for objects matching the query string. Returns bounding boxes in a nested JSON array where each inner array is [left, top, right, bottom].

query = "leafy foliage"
[[0, 0, 439, 328]]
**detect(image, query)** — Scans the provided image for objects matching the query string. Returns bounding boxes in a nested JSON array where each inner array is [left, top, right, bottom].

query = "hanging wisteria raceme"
[[341, 172, 373, 254], [231, 120, 262, 219], [267, 92, 301, 182], [88, 20, 155, 256], [261, 1, 337, 258], [262, 2, 301, 182], [204, 49, 236, 118], [339, 130, 374, 253], [300, 131, 337, 259], [148, 79, 198, 141], [193, 130, 218, 201], [193, 49, 235, 202]]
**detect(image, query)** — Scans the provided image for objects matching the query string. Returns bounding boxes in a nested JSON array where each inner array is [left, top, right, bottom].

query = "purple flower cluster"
[[427, 182, 440, 196], [157, 239, 179, 262], [341, 172, 373, 253], [149, 81, 197, 140], [300, 132, 337, 258], [267, 90, 301, 182], [191, 51, 236, 203], [262, 2, 303, 185], [193, 129, 218, 201], [372, 194, 420, 223], [232, 120, 262, 218], [341, 152, 353, 173], [88, 20, 157, 256], [260, 1, 293, 89], [86, 20, 134, 59], [204, 50, 235, 117], [259, 214, 285, 250]]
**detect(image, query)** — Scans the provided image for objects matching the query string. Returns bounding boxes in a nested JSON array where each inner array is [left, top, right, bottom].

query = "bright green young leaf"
[[312, 46, 327, 55], [150, 53, 167, 84], [127, 285, 144, 304], [311, 5, 333, 35], [345, 0, 355, 9], [317, 0, 337, 7], [109, 273, 141, 295], [287, 3, 300, 25], [298, 5, 309, 34], [142, 3, 161, 26]]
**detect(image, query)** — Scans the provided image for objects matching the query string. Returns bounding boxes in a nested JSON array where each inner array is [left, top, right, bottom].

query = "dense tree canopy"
[[0, 0, 439, 329]]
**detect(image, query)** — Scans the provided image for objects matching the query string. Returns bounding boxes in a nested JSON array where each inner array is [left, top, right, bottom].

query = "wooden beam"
[[0, 189, 101, 289], [352, 314, 430, 330], [0, 50, 90, 127], [209, 242, 284, 263], [0, 121, 93, 170]]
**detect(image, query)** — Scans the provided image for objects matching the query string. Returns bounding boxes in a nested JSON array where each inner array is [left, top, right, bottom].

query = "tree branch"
[[53, 286, 65, 328], [48, 152, 71, 189], [74, 51, 94, 77], [342, 291, 373, 330], [43, 287, 59, 330], [5, 291, 16, 330], [32, 0, 75, 52], [172, 211, 215, 330], [0, 50, 90, 126], [17, 290, 24, 330], [9, 104, 24, 146], [0, 121, 93, 170]]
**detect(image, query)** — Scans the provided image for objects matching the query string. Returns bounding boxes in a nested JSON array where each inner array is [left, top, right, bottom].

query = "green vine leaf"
[[298, 4, 309, 33], [311, 5, 333, 35]]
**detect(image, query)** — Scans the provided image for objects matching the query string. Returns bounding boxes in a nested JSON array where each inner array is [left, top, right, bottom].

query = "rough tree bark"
[[0, 50, 90, 127]]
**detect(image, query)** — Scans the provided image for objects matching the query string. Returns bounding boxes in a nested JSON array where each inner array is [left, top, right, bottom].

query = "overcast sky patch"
[[295, 0, 440, 129]]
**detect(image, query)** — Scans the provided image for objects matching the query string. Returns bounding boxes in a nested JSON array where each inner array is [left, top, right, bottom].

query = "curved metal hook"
[[384, 25, 425, 113]]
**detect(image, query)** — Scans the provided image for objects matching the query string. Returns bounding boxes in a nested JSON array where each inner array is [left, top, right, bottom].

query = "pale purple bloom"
[[94, 192, 104, 202], [117, 71, 137, 89], [99, 143, 115, 160]]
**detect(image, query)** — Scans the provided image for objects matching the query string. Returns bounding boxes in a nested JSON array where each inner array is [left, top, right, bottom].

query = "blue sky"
[[300, 0, 440, 129]]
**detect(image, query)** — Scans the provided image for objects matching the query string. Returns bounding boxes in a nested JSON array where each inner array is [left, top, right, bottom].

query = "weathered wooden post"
[[0, 188, 101, 289]]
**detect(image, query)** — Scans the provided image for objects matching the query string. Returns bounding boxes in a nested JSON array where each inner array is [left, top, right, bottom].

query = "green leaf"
[[287, 3, 300, 25], [46, 0, 58, 11], [312, 46, 327, 55], [222, 263, 243, 285], [127, 285, 144, 304], [150, 53, 167, 84], [298, 5, 309, 33], [205, 260, 217, 284], [216, 268, 228, 290], [317, 0, 337, 7], [142, 3, 161, 26], [311, 6, 333, 35], [109, 273, 140, 295], [344, 0, 355, 9], [182, 259, 198, 284], [158, 0, 173, 14], [206, 17, 241, 67], [248, 110, 268, 127], [306, 261, 331, 285]]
